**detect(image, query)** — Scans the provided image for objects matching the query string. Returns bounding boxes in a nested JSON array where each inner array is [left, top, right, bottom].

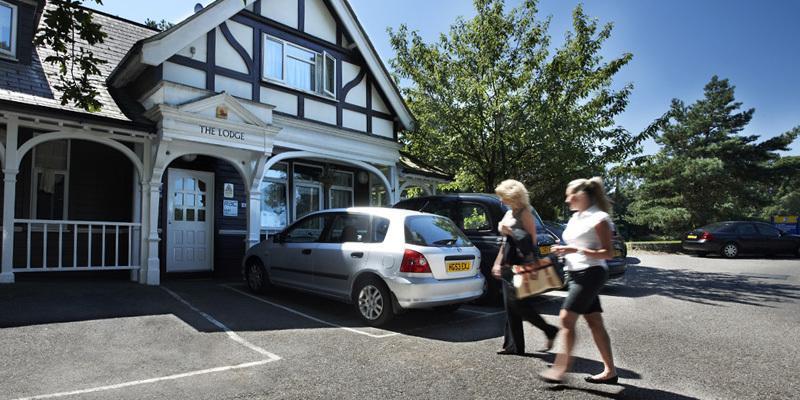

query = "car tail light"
[[400, 249, 431, 273], [700, 231, 714, 240]]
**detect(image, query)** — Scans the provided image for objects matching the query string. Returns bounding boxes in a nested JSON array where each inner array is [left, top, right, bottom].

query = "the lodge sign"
[[200, 125, 245, 141]]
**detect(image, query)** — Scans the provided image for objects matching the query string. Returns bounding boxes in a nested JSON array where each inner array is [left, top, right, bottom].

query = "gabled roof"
[[109, 0, 414, 131], [0, 3, 158, 128]]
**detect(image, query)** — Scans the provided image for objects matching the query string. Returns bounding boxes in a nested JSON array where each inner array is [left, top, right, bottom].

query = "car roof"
[[307, 207, 429, 218], [399, 193, 504, 204]]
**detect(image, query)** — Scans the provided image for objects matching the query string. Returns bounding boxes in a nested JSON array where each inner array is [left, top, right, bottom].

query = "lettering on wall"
[[200, 125, 246, 141]]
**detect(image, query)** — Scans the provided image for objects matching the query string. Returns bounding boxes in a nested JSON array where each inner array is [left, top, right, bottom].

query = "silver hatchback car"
[[242, 208, 484, 326]]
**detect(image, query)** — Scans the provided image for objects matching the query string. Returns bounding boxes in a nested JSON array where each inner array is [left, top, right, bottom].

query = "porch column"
[[142, 181, 162, 286], [130, 143, 144, 282], [389, 166, 400, 206], [1, 116, 19, 283], [246, 190, 261, 250]]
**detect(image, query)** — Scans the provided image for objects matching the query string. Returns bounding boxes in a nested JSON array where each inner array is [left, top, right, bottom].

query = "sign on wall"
[[224, 183, 235, 198], [223, 200, 239, 217], [772, 215, 799, 234]]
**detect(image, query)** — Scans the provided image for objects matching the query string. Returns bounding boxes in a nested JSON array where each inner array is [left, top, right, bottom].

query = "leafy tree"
[[145, 18, 175, 31], [389, 0, 644, 217], [34, 0, 107, 112], [626, 76, 799, 236]]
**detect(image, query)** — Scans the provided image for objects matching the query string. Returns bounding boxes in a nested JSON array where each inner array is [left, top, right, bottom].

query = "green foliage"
[[34, 0, 107, 112], [388, 0, 644, 218], [144, 18, 175, 32], [625, 76, 799, 237], [463, 208, 489, 230]]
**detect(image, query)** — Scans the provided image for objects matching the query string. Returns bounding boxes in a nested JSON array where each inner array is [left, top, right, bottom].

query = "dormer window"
[[263, 35, 336, 98], [0, 1, 16, 57]]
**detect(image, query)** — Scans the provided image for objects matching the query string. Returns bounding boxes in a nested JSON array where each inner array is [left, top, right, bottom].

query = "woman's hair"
[[494, 179, 530, 211], [566, 177, 612, 214]]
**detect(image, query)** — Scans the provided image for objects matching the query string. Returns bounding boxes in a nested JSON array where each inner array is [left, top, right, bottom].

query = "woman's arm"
[[491, 243, 505, 279]]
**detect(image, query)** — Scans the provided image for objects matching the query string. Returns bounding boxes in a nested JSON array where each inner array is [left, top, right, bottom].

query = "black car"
[[682, 221, 800, 258], [394, 194, 560, 303]]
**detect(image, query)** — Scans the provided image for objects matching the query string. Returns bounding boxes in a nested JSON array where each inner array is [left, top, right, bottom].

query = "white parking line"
[[11, 288, 282, 400], [12, 360, 274, 400], [222, 284, 399, 339], [459, 307, 503, 316]]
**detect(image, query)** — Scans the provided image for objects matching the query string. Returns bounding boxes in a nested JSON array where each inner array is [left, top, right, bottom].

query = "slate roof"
[[399, 151, 451, 181], [0, 4, 158, 126]]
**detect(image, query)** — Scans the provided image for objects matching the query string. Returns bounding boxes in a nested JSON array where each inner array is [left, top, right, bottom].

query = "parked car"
[[682, 221, 800, 258], [394, 194, 560, 303], [242, 208, 485, 326], [544, 219, 629, 278]]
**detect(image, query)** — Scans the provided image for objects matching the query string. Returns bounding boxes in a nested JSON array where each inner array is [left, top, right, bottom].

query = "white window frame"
[[30, 139, 71, 220], [262, 34, 336, 99], [292, 163, 324, 221], [260, 162, 290, 231], [328, 170, 353, 209], [0, 1, 17, 57]]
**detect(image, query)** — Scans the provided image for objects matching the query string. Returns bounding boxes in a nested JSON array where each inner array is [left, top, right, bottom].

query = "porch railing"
[[12, 219, 142, 272]]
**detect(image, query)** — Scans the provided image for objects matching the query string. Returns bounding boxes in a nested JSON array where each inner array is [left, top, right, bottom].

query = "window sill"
[[0, 53, 18, 62], [261, 78, 338, 103]]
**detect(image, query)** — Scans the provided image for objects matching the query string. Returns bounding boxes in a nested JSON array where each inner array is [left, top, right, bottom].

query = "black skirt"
[[561, 266, 608, 314]]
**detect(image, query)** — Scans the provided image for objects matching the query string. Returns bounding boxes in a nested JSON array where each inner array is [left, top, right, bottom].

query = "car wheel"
[[721, 243, 739, 259], [433, 304, 461, 313], [354, 277, 394, 326], [245, 258, 270, 294]]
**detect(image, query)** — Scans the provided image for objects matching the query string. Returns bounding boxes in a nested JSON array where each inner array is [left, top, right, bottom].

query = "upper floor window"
[[263, 35, 336, 98], [0, 1, 16, 57]]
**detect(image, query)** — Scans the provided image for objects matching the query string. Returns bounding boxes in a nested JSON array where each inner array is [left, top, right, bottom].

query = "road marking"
[[162, 287, 282, 359], [222, 284, 399, 339], [12, 360, 275, 400]]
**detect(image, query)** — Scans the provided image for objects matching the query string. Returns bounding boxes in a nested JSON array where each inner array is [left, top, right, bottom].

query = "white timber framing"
[[0, 111, 153, 284]]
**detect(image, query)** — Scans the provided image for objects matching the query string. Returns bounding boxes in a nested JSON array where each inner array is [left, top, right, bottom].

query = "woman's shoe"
[[537, 338, 555, 352], [496, 348, 522, 355], [584, 375, 618, 385], [537, 371, 564, 384]]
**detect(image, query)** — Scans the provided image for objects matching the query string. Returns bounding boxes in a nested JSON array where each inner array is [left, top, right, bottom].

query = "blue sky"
[[86, 0, 800, 156]]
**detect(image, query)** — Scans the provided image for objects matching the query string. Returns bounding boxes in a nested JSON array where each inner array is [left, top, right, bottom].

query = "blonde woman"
[[539, 177, 618, 384], [491, 180, 559, 355]]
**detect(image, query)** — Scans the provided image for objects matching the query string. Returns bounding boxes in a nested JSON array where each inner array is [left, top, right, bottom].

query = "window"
[[737, 224, 757, 235], [31, 140, 70, 220], [326, 213, 370, 243], [329, 171, 353, 209], [460, 203, 491, 231], [294, 163, 323, 220], [284, 214, 327, 243], [262, 35, 336, 98], [404, 215, 472, 247], [260, 163, 289, 230], [0, 1, 16, 56], [755, 223, 781, 237]]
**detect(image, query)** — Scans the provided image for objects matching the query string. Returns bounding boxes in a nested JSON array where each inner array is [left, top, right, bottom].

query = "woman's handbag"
[[511, 264, 563, 299]]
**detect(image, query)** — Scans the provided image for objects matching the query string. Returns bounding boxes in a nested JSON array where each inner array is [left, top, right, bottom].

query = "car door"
[[456, 201, 500, 275], [755, 223, 792, 254], [312, 212, 372, 297], [267, 213, 328, 289], [735, 223, 760, 252]]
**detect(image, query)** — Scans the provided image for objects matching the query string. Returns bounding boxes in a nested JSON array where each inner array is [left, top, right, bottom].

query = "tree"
[[626, 76, 799, 236], [389, 0, 644, 217], [34, 0, 107, 112], [145, 18, 175, 32]]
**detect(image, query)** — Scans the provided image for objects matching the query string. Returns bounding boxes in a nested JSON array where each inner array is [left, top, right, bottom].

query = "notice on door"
[[223, 200, 238, 217]]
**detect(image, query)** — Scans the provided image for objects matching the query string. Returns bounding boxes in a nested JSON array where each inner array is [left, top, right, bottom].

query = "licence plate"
[[539, 246, 551, 255], [446, 261, 471, 273], [687, 235, 697, 239]]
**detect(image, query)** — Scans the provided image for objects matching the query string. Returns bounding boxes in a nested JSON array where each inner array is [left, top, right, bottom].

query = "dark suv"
[[394, 194, 559, 303]]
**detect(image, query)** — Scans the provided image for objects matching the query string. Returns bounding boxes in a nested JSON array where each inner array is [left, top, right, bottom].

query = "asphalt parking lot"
[[2, 253, 799, 400]]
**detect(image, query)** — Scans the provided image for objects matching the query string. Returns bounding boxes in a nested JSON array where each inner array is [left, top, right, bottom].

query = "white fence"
[[12, 219, 142, 272]]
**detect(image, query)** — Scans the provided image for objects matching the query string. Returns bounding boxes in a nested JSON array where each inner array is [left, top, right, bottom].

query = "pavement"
[[1, 252, 798, 399]]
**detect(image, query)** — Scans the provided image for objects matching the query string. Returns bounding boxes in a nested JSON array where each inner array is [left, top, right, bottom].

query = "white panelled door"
[[167, 168, 214, 272]]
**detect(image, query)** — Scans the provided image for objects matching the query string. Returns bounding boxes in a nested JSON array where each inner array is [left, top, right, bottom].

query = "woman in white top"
[[539, 177, 618, 385]]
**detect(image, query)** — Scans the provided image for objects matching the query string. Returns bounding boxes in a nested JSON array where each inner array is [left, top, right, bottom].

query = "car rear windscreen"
[[405, 215, 473, 247], [700, 222, 735, 233]]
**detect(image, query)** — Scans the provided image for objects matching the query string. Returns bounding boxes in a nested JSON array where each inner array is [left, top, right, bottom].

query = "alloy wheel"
[[247, 263, 264, 291], [722, 244, 738, 258], [358, 285, 384, 320]]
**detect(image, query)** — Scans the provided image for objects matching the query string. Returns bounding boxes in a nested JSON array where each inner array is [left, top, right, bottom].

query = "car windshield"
[[405, 215, 472, 247]]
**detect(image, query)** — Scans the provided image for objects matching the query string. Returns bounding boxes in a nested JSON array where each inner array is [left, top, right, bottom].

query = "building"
[[0, 0, 447, 284]]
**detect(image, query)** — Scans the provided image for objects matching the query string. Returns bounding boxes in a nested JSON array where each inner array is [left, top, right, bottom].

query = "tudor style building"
[[0, 0, 447, 285]]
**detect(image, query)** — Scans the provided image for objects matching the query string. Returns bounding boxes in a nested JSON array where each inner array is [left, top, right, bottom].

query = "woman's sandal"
[[584, 375, 619, 385]]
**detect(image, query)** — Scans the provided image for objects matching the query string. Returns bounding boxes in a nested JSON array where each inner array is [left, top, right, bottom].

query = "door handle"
[[350, 252, 364, 258], [302, 249, 312, 255]]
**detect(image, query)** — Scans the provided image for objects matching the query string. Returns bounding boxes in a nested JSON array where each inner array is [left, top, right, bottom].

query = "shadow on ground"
[[602, 264, 800, 307], [548, 383, 700, 400]]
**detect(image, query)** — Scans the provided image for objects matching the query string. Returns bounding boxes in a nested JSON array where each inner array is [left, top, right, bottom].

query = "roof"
[[0, 3, 158, 127], [109, 0, 415, 131], [399, 151, 451, 181]]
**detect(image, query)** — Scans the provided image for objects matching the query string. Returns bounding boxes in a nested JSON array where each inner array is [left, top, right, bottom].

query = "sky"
[[85, 0, 800, 156]]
